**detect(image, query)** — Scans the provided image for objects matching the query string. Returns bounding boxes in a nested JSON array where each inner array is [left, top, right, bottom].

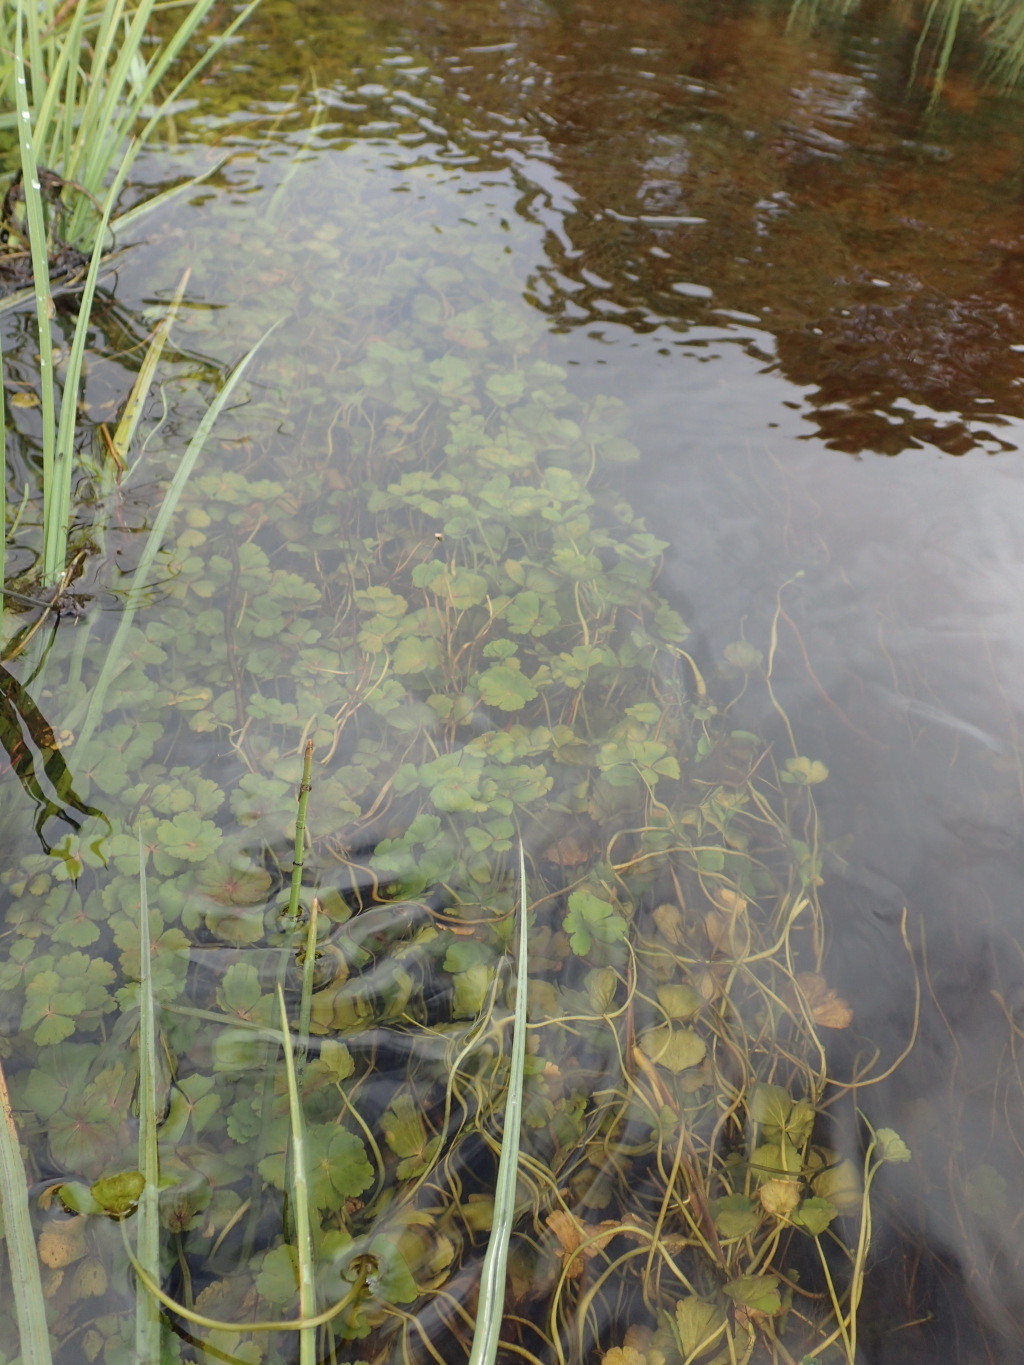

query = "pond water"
[[4, 2, 1024, 1363]]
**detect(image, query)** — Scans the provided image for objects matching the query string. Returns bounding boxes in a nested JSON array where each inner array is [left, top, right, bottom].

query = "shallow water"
[[5, 2, 1024, 1362]]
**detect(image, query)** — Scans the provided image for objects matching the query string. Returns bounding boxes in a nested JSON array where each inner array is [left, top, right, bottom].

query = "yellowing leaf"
[[759, 1178, 801, 1218], [810, 1154, 862, 1211], [601, 1349, 648, 1365], [546, 1210, 586, 1277], [875, 1127, 912, 1164], [639, 1023, 706, 1073], [675, 1295, 727, 1357], [713, 888, 747, 915], [782, 756, 829, 785], [652, 902, 685, 945], [71, 1256, 108, 1298], [656, 983, 702, 1020]]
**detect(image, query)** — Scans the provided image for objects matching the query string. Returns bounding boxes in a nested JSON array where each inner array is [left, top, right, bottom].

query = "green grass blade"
[[276, 986, 317, 1365], [133, 0, 261, 143], [63, 0, 259, 246], [25, 0, 45, 113], [110, 152, 232, 236], [287, 739, 314, 921], [63, 0, 130, 197], [112, 265, 191, 472], [31, 0, 82, 168], [46, 145, 134, 580], [468, 840, 530, 1365], [73, 0, 158, 196], [13, 3, 57, 582], [298, 897, 319, 1072], [1, 321, 6, 609], [0, 1055, 53, 1365], [74, 319, 280, 749], [135, 828, 161, 1364]]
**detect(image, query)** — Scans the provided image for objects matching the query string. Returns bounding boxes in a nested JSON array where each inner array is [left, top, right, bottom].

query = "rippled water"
[[6, 2, 1024, 1362]]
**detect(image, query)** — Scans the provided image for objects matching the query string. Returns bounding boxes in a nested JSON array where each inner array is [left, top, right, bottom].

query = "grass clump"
[[0, 0, 261, 587], [789, 0, 1024, 96]]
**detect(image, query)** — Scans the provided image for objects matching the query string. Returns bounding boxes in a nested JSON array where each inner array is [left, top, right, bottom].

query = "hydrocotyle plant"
[[0, 89, 917, 1363]]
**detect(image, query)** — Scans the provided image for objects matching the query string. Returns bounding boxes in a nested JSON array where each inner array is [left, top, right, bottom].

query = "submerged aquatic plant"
[[0, 322, 916, 1361], [0, 48, 921, 1364]]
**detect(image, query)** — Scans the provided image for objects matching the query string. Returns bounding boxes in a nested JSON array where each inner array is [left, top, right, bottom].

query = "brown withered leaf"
[[759, 1178, 802, 1218], [546, 1210, 621, 1277], [652, 902, 685, 945], [39, 1217, 87, 1268], [545, 819, 600, 868], [704, 888, 748, 952], [796, 972, 853, 1029], [71, 1257, 108, 1299]]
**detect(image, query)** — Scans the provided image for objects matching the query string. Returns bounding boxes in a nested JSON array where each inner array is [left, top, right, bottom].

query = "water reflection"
[[310, 0, 1024, 456]]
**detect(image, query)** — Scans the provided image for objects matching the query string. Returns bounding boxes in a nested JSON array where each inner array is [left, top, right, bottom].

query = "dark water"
[[5, 2, 1024, 1362]]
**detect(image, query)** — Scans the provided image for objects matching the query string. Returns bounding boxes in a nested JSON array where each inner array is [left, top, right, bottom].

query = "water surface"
[[5, 2, 1024, 1362]]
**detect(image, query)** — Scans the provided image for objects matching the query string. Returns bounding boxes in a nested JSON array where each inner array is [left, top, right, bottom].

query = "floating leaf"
[[91, 1171, 145, 1220], [303, 1125, 374, 1209], [392, 636, 441, 674], [367, 1234, 419, 1305], [255, 1244, 300, 1307], [155, 812, 223, 864]]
